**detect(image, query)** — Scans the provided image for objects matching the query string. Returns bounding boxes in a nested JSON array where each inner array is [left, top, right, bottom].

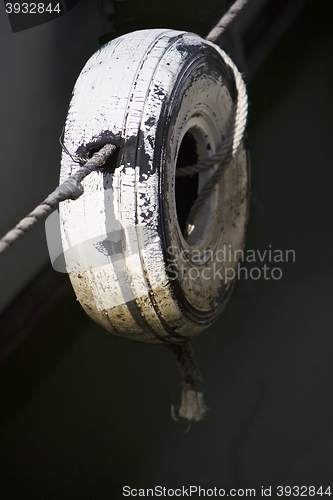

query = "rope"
[[168, 1, 249, 420], [185, 52, 247, 231], [175, 141, 232, 178], [167, 342, 208, 423], [0, 144, 116, 255], [176, 42, 248, 236], [175, 1, 249, 180], [206, 0, 250, 42]]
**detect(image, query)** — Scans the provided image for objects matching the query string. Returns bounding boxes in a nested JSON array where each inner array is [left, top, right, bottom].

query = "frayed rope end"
[[167, 341, 209, 424], [171, 389, 209, 424]]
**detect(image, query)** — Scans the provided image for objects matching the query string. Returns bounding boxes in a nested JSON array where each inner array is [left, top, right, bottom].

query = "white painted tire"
[[59, 29, 250, 344]]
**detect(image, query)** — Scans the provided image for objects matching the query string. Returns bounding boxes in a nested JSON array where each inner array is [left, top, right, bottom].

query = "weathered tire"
[[59, 29, 250, 344]]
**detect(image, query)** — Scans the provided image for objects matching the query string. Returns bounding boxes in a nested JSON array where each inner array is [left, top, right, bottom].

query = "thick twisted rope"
[[176, 53, 247, 178], [176, 48, 248, 236], [167, 342, 208, 423], [206, 0, 250, 41], [0, 144, 116, 254], [185, 52, 247, 231], [166, 3, 248, 421]]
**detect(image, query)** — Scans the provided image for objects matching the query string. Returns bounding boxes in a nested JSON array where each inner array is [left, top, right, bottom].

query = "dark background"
[[0, 0, 332, 498]]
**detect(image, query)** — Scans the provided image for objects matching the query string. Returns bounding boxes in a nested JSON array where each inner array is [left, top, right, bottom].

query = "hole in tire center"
[[175, 132, 199, 236]]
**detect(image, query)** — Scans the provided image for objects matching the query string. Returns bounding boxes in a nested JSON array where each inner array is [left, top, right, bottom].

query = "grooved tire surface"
[[59, 29, 250, 344]]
